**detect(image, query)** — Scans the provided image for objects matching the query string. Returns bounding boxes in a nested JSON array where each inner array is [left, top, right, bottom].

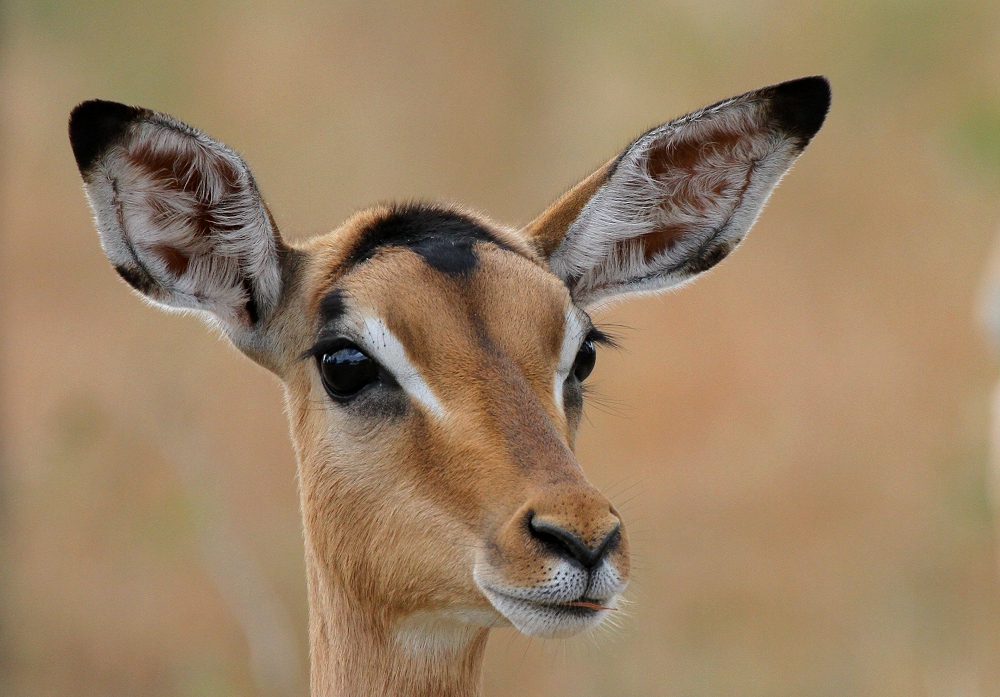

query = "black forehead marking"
[[302, 288, 349, 359], [346, 205, 521, 275], [317, 288, 346, 327]]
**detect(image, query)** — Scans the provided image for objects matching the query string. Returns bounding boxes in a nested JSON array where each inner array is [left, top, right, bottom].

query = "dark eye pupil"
[[319, 347, 378, 398], [572, 339, 597, 382]]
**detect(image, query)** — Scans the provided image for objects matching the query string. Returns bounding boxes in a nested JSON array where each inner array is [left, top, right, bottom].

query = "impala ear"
[[69, 100, 290, 352], [524, 76, 830, 308]]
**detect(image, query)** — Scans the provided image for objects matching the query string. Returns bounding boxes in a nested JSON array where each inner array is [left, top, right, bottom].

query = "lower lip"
[[548, 604, 604, 619], [563, 600, 613, 611], [517, 598, 611, 617]]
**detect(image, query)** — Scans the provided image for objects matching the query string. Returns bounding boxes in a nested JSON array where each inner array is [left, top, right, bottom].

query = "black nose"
[[528, 516, 620, 569]]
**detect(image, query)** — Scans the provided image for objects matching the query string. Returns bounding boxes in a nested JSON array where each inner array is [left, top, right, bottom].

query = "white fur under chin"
[[394, 608, 501, 657]]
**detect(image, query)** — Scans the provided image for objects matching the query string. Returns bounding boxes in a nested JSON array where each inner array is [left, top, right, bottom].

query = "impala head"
[[69, 78, 829, 644]]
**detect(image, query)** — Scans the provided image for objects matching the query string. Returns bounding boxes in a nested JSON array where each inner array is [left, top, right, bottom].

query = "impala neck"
[[305, 555, 489, 696]]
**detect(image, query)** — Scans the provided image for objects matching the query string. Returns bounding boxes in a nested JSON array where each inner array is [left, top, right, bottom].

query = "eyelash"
[[586, 326, 617, 349], [301, 336, 346, 360]]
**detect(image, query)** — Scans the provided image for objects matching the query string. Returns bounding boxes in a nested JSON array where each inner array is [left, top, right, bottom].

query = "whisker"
[[614, 491, 646, 510], [599, 472, 639, 499], [607, 475, 648, 502]]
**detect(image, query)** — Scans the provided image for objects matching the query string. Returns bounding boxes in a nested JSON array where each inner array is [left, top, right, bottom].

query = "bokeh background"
[[5, 1, 1000, 695]]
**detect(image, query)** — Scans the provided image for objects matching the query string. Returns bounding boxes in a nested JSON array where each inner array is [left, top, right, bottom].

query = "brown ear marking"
[[153, 245, 191, 277], [128, 136, 242, 200], [636, 222, 690, 263], [635, 129, 750, 262], [130, 136, 248, 244]]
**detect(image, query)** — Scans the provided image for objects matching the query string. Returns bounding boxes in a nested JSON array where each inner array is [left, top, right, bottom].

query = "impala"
[[69, 76, 829, 696]]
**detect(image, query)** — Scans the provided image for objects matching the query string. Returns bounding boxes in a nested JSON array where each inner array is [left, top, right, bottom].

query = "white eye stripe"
[[332, 308, 584, 418], [553, 308, 587, 413], [335, 314, 446, 419]]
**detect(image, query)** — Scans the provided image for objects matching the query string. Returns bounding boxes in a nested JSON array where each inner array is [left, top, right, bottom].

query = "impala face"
[[289, 206, 630, 637], [68, 77, 829, 650]]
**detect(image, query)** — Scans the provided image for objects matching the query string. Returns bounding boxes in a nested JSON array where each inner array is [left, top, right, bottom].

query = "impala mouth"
[[478, 586, 619, 638]]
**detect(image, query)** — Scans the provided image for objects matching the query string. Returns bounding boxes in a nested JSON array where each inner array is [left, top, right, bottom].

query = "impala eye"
[[572, 338, 597, 382], [319, 345, 379, 399]]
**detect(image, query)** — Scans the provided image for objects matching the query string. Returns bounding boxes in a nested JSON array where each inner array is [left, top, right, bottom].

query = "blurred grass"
[[958, 104, 1000, 181]]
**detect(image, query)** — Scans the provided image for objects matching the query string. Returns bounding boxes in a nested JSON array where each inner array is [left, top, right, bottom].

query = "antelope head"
[[69, 76, 829, 696]]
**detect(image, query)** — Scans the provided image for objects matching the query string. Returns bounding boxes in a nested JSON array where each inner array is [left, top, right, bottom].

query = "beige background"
[[4, 1, 1000, 695]]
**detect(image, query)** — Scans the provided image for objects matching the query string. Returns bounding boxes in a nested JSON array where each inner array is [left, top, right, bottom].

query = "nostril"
[[528, 516, 620, 569]]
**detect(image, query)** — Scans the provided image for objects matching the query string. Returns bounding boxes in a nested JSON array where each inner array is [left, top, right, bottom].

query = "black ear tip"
[[68, 99, 145, 175], [767, 75, 831, 146]]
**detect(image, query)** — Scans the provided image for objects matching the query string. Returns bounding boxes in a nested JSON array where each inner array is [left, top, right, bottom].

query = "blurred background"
[[4, 1, 1000, 695]]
